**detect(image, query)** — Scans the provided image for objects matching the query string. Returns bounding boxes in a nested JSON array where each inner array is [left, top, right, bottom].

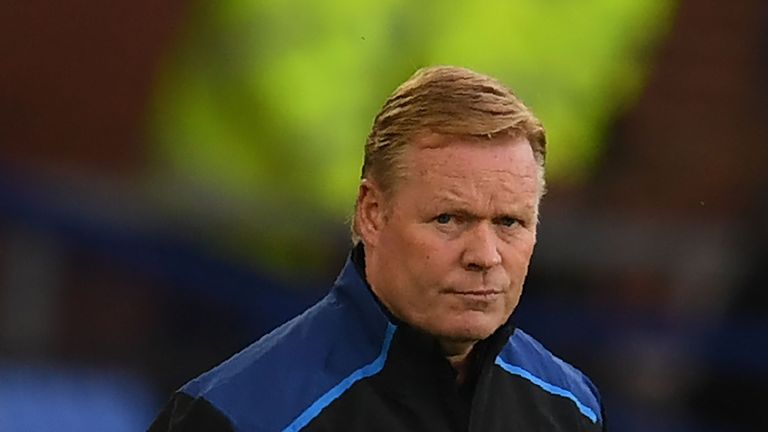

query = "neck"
[[440, 340, 476, 385]]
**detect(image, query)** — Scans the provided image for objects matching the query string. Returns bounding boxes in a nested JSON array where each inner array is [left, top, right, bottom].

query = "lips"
[[445, 289, 503, 297]]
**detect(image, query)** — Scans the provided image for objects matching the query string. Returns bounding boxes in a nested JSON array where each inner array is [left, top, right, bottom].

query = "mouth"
[[444, 289, 503, 299]]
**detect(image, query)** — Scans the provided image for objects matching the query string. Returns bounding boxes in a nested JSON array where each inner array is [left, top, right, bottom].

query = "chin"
[[432, 314, 505, 342]]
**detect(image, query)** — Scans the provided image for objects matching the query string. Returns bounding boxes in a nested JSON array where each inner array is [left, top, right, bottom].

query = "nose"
[[461, 222, 502, 272]]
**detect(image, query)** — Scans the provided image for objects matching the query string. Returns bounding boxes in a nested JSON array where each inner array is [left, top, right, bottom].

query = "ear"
[[355, 179, 387, 248]]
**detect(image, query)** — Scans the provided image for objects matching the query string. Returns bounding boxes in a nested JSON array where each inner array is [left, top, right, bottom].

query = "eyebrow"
[[426, 195, 535, 219]]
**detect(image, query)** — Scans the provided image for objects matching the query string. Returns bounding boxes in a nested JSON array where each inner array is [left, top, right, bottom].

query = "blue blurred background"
[[1, 0, 767, 430]]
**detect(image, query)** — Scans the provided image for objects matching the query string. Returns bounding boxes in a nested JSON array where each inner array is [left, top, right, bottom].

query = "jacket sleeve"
[[147, 392, 235, 432]]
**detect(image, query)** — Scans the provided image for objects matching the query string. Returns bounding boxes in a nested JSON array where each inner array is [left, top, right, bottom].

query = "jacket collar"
[[335, 243, 516, 366]]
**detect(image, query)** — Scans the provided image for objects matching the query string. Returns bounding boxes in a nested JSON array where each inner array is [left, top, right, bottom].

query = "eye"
[[435, 213, 452, 224], [496, 216, 520, 227]]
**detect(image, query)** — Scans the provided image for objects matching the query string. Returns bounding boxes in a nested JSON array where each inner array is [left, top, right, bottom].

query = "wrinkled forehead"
[[391, 133, 542, 205], [405, 132, 539, 177], [377, 132, 544, 210]]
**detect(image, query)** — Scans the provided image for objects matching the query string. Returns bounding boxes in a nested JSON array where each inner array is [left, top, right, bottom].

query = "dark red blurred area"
[[0, 0, 186, 175], [593, 0, 768, 217]]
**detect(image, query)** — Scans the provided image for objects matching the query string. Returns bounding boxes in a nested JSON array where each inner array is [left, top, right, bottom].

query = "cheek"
[[397, 225, 443, 258], [401, 233, 455, 283], [418, 238, 460, 273]]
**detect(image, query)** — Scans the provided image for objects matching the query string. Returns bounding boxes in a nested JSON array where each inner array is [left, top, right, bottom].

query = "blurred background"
[[1, 0, 767, 430]]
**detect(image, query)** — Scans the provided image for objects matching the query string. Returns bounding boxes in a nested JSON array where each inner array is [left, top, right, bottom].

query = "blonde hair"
[[353, 65, 547, 241]]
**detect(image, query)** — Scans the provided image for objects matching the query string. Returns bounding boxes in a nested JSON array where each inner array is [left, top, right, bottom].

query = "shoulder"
[[182, 295, 334, 393], [495, 328, 604, 425], [173, 286, 392, 431]]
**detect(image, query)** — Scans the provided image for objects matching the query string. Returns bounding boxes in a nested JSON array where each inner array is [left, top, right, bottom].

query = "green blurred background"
[[149, 0, 672, 274]]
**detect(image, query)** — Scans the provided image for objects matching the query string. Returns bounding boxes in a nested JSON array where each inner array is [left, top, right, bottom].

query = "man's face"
[[360, 134, 541, 345]]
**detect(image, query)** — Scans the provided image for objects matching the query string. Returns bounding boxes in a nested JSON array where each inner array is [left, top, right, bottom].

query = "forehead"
[[393, 134, 541, 210]]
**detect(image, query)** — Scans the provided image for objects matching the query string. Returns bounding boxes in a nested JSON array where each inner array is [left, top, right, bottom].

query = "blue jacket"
[[149, 247, 606, 431]]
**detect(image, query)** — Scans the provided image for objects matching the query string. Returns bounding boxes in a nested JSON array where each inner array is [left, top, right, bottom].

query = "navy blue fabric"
[[181, 255, 393, 432], [174, 250, 604, 431], [495, 329, 603, 424]]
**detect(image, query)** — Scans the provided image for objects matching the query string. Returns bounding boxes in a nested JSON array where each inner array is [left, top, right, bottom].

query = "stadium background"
[[1, 0, 766, 430]]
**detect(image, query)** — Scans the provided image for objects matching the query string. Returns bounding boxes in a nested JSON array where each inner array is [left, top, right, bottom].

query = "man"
[[149, 66, 606, 431]]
